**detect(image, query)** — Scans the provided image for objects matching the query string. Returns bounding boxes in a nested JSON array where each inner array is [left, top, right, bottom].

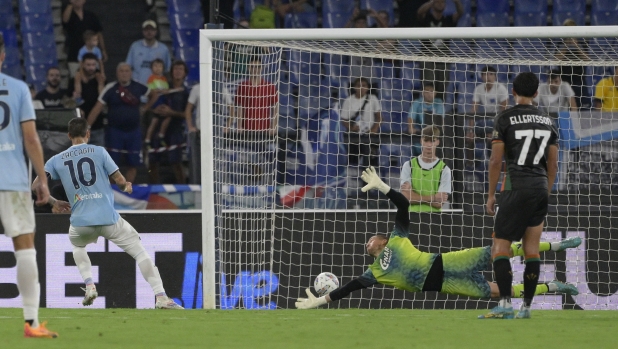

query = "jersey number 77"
[[514, 129, 551, 165]]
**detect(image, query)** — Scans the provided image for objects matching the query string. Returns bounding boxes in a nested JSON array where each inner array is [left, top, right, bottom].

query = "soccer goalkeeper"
[[295, 167, 580, 309]]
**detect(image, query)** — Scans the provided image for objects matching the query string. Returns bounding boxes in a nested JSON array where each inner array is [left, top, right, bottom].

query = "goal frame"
[[198, 25, 618, 309]]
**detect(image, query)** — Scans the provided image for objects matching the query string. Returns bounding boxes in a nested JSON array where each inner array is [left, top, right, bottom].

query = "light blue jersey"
[[0, 72, 36, 192], [45, 143, 120, 227], [125, 39, 171, 85]]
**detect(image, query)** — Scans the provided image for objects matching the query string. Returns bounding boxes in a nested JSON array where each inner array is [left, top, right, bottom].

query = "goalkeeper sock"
[[523, 257, 541, 307], [493, 256, 512, 306], [512, 283, 549, 298]]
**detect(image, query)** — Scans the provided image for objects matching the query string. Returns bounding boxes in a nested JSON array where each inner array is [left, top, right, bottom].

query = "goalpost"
[[200, 26, 618, 310]]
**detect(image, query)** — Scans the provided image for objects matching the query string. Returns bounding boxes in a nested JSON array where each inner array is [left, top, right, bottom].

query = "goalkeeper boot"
[[155, 296, 184, 309], [516, 304, 531, 319], [556, 236, 582, 252], [24, 321, 59, 338], [478, 305, 514, 319], [549, 280, 579, 296], [81, 284, 98, 306]]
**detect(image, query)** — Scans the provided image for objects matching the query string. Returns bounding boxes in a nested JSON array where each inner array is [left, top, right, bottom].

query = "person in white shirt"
[[534, 70, 577, 115], [472, 65, 509, 115], [340, 77, 382, 166]]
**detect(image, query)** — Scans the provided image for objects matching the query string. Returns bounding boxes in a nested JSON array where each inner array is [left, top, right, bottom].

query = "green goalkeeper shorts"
[[440, 246, 492, 298]]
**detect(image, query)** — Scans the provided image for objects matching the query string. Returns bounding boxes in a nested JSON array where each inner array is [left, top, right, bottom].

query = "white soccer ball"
[[314, 272, 339, 297]]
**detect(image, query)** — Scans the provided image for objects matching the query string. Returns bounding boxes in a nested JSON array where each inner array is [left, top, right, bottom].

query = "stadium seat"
[[284, 11, 318, 28], [401, 61, 421, 90], [185, 60, 199, 85], [288, 50, 321, 86], [0, 13, 16, 30], [25, 63, 53, 87], [360, 0, 394, 27], [323, 11, 349, 28], [172, 29, 199, 48], [0, 0, 13, 13], [21, 31, 55, 49], [24, 47, 57, 66], [1, 62, 21, 79], [3, 46, 19, 66], [0, 29, 18, 48], [322, 0, 355, 14], [444, 0, 471, 15], [167, 0, 202, 14], [513, 39, 548, 60], [552, 10, 585, 26], [19, 0, 51, 14], [381, 89, 412, 113], [553, 0, 585, 13], [476, 12, 510, 27], [21, 13, 54, 32], [169, 12, 204, 30], [514, 0, 547, 13], [175, 46, 199, 61], [591, 11, 618, 26], [457, 13, 472, 27], [514, 12, 547, 26], [591, 0, 618, 12], [476, 0, 509, 14]]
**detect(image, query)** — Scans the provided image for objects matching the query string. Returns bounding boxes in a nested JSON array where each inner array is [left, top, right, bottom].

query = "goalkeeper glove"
[[295, 288, 328, 309], [361, 166, 391, 194]]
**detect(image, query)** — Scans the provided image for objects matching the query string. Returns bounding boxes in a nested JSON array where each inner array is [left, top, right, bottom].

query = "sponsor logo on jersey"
[[0, 142, 16, 152], [73, 192, 103, 204], [380, 247, 392, 270]]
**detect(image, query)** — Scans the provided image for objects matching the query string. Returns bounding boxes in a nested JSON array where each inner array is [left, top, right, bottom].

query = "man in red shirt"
[[228, 57, 278, 134]]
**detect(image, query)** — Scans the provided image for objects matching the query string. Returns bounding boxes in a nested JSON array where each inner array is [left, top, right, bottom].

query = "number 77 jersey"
[[491, 104, 559, 191], [45, 143, 120, 227]]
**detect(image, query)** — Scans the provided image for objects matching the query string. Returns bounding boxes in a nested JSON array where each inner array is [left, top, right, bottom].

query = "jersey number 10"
[[63, 158, 97, 190], [515, 129, 551, 165]]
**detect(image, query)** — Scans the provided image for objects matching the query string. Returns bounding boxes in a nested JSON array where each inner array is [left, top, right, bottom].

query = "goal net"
[[200, 27, 618, 310]]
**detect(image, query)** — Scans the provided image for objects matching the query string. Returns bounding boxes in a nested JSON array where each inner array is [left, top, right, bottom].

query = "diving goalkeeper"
[[295, 167, 580, 309]]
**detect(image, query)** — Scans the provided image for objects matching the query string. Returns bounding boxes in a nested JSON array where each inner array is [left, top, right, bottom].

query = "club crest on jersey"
[[380, 247, 392, 270]]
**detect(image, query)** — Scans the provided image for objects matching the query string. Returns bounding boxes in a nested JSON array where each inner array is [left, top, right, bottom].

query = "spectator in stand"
[[62, 0, 107, 77], [271, 0, 314, 27], [87, 63, 157, 183], [593, 66, 618, 112], [397, 0, 426, 27], [185, 84, 201, 184], [126, 20, 172, 86], [340, 77, 382, 167], [554, 18, 589, 108], [72, 53, 106, 146], [144, 59, 170, 148], [534, 70, 577, 115], [472, 65, 508, 115], [345, 8, 389, 29], [34, 67, 68, 109], [408, 82, 444, 156], [147, 61, 190, 184], [417, 0, 463, 97], [74, 30, 105, 100]]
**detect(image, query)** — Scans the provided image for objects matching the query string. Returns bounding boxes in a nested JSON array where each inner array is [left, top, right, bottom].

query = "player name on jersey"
[[61, 147, 95, 159], [509, 114, 553, 126]]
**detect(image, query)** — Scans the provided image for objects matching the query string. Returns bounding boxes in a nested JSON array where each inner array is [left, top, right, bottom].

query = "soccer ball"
[[314, 272, 339, 296]]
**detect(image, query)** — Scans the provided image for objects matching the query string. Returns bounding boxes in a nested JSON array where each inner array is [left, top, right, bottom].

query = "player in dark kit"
[[480, 72, 559, 320]]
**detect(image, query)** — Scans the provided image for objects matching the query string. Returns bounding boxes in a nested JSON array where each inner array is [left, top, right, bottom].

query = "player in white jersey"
[[33, 118, 183, 309], [0, 34, 59, 338]]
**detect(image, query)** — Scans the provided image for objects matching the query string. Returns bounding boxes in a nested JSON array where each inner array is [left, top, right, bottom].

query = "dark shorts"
[[149, 130, 185, 165], [494, 189, 548, 241], [106, 127, 142, 167]]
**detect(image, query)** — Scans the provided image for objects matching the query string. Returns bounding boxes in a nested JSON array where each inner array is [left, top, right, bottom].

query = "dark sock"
[[493, 257, 513, 301], [523, 259, 541, 307], [25, 320, 34, 326]]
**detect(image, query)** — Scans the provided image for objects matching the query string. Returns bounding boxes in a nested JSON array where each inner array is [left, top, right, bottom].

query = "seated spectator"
[[126, 20, 172, 86], [62, 0, 107, 77], [34, 67, 69, 109], [554, 18, 589, 108], [534, 70, 577, 115], [472, 65, 508, 115], [594, 66, 618, 112], [148, 61, 190, 184], [408, 82, 444, 156], [74, 30, 105, 100], [340, 77, 382, 166]]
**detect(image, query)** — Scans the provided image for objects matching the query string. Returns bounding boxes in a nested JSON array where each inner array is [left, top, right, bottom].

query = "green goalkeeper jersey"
[[359, 222, 438, 292]]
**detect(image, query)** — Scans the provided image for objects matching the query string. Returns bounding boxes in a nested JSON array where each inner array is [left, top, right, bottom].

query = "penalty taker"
[[295, 167, 581, 310]]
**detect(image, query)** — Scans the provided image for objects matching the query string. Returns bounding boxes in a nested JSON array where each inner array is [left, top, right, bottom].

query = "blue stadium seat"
[[513, 39, 548, 60], [323, 54, 350, 87], [588, 38, 618, 60], [20, 13, 54, 32], [24, 47, 57, 66], [175, 46, 199, 61], [21, 30, 55, 49], [322, 0, 354, 14], [167, 0, 202, 14], [514, 0, 547, 13], [169, 12, 204, 30], [19, 0, 51, 14], [298, 84, 330, 119], [444, 0, 471, 15], [323, 11, 349, 28], [553, 0, 585, 13], [1, 62, 21, 79], [455, 81, 477, 115], [0, 0, 13, 14], [591, 11, 618, 26], [401, 61, 421, 90], [552, 10, 585, 26], [25, 63, 53, 88], [476, 0, 509, 14], [514, 12, 547, 26], [591, 0, 618, 12], [457, 13, 472, 27], [476, 12, 510, 27], [360, 0, 394, 27], [288, 50, 321, 86], [0, 29, 18, 48], [172, 29, 199, 48], [284, 11, 318, 28], [0, 13, 16, 30], [380, 111, 407, 134], [185, 60, 199, 85], [3, 46, 19, 66]]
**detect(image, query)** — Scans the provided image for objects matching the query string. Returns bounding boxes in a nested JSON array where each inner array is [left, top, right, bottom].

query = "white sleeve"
[[399, 161, 411, 188], [188, 85, 199, 105], [437, 165, 452, 193], [340, 98, 352, 120], [371, 95, 381, 112], [498, 84, 509, 102], [472, 84, 482, 103], [563, 82, 575, 98]]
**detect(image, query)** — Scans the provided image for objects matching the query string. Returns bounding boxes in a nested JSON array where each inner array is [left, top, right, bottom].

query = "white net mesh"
[[208, 32, 618, 310]]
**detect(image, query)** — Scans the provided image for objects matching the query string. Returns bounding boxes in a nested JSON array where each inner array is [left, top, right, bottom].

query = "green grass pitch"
[[0, 308, 614, 348]]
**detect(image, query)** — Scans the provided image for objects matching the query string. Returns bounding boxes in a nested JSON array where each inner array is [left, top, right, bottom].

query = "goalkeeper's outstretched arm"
[[361, 166, 410, 230], [295, 278, 370, 309]]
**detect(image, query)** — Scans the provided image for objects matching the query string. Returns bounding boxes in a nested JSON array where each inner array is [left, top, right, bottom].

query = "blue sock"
[[84, 278, 94, 286], [156, 292, 166, 297]]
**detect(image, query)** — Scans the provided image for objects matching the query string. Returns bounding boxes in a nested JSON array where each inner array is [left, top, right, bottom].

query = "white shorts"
[[69, 217, 140, 249], [0, 191, 36, 238]]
